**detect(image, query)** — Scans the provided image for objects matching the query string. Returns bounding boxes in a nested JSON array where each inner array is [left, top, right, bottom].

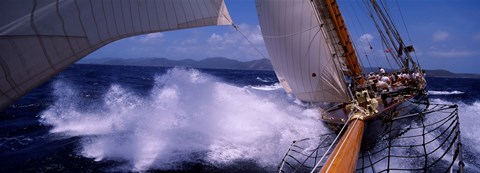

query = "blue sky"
[[84, 0, 480, 74]]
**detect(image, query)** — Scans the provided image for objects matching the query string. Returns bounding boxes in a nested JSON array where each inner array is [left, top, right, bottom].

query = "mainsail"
[[0, 0, 232, 109], [256, 0, 351, 103]]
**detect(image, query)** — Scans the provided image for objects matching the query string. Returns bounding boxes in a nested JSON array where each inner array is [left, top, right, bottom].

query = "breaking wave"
[[248, 83, 283, 91], [40, 68, 327, 171], [428, 90, 465, 95], [256, 77, 271, 83]]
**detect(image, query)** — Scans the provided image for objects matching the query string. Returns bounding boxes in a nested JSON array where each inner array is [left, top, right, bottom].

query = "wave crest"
[[40, 68, 327, 171], [428, 90, 465, 95]]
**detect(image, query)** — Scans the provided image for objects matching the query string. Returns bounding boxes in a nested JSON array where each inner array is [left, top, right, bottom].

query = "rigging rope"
[[321, 118, 361, 173], [310, 111, 354, 172], [212, 1, 268, 60], [346, 0, 380, 70], [231, 23, 268, 59], [395, 0, 422, 69]]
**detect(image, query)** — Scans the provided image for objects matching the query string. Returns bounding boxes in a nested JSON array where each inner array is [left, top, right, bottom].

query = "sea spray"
[[40, 68, 328, 171], [429, 99, 480, 171]]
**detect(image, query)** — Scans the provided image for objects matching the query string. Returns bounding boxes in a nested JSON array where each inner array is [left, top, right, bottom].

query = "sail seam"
[[136, 0, 144, 32], [73, 0, 91, 46], [119, 0, 128, 36], [0, 55, 20, 96], [144, 0, 153, 31], [30, 0, 55, 69], [100, 0, 113, 39], [193, 1, 207, 26], [110, 0, 121, 36], [88, 0, 102, 42], [56, 0, 76, 57], [262, 25, 320, 38]]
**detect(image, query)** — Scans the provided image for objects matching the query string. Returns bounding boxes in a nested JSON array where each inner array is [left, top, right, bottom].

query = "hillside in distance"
[[79, 57, 479, 78], [79, 57, 273, 71]]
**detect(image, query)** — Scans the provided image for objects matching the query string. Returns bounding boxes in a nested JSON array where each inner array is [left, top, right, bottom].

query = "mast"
[[312, 0, 367, 172], [317, 0, 365, 85]]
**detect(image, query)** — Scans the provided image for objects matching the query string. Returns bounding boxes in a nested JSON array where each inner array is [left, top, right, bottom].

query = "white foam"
[[430, 99, 480, 171], [256, 76, 270, 82], [248, 83, 283, 91], [40, 68, 328, 171], [428, 90, 465, 95]]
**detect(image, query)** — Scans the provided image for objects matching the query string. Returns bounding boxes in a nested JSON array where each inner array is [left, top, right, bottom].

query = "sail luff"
[[256, 0, 351, 103], [0, 0, 232, 110]]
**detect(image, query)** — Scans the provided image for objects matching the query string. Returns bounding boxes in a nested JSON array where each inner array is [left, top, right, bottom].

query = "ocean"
[[1, 64, 479, 172]]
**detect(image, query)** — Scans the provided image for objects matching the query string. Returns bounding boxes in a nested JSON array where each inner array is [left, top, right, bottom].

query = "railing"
[[277, 103, 463, 173]]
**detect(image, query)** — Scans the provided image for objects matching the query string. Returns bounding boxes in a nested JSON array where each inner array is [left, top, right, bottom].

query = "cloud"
[[137, 33, 164, 43], [359, 33, 374, 43], [207, 33, 223, 43], [429, 49, 477, 58], [87, 23, 268, 61], [357, 33, 374, 52], [473, 33, 480, 41], [432, 31, 449, 41], [166, 23, 267, 61]]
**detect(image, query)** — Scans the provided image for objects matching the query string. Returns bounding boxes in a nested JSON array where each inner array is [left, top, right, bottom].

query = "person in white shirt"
[[379, 67, 386, 74], [381, 74, 390, 84]]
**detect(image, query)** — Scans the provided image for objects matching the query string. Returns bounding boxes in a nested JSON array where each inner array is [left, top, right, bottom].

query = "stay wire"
[[232, 23, 268, 59], [213, 1, 267, 59], [395, 0, 421, 69]]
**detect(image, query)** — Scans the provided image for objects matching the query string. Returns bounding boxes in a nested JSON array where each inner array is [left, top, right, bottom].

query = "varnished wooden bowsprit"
[[320, 117, 365, 173]]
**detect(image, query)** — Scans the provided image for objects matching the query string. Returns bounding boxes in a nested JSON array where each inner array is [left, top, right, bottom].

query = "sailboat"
[[0, 0, 462, 172], [255, 0, 463, 172]]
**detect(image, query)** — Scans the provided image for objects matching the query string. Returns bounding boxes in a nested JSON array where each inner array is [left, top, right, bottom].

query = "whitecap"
[[428, 90, 465, 95], [40, 67, 328, 171]]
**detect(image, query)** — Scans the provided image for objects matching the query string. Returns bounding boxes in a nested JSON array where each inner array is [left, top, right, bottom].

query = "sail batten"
[[256, 0, 350, 103], [0, 0, 232, 109]]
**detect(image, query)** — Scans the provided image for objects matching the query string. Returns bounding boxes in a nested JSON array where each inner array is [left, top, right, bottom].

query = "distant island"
[[78, 57, 274, 71], [78, 57, 480, 78]]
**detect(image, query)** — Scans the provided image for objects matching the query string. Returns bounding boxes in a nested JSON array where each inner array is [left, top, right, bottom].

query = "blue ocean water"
[[0, 64, 479, 172]]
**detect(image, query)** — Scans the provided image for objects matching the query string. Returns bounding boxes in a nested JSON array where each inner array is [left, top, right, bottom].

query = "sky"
[[84, 0, 480, 74]]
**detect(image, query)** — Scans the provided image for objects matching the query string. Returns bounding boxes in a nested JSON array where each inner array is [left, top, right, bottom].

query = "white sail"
[[256, 0, 350, 103], [0, 0, 232, 109]]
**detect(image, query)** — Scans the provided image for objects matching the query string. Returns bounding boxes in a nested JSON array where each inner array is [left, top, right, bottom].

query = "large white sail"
[[256, 0, 350, 103], [0, 0, 232, 109]]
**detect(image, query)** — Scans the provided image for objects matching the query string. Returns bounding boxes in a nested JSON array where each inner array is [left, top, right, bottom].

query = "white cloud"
[[358, 33, 374, 52], [359, 33, 374, 43], [207, 33, 223, 43], [166, 23, 267, 61], [473, 33, 480, 41], [138, 33, 164, 43], [429, 49, 477, 58], [432, 31, 449, 41]]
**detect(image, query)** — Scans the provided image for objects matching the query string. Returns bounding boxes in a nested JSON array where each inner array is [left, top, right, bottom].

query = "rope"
[[395, 0, 421, 68], [212, 1, 267, 60], [310, 111, 355, 172], [231, 23, 268, 59], [321, 118, 361, 173]]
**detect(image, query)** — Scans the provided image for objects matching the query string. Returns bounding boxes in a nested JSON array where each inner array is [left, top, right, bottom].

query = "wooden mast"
[[319, 0, 367, 172], [323, 0, 364, 85]]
